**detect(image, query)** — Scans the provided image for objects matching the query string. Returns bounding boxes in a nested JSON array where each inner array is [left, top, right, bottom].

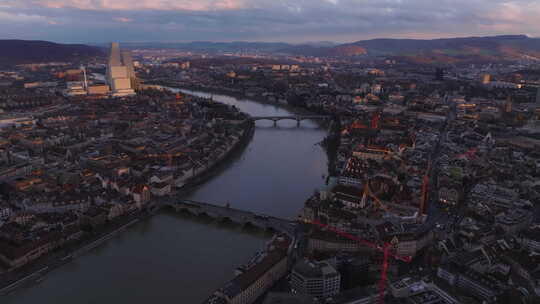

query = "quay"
[[0, 217, 143, 296]]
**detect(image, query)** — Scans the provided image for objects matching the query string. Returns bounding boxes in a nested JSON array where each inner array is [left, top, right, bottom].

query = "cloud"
[[1, 0, 540, 42], [10, 0, 246, 11], [113, 17, 132, 23], [0, 10, 49, 22]]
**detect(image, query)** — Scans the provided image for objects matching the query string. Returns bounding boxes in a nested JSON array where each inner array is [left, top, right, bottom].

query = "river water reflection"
[[4, 90, 328, 304]]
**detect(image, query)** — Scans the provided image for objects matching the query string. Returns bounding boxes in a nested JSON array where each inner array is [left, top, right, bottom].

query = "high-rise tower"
[[106, 42, 136, 97], [121, 50, 138, 90], [109, 42, 122, 66]]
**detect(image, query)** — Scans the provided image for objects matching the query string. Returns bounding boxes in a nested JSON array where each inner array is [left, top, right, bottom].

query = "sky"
[[1, 0, 540, 44]]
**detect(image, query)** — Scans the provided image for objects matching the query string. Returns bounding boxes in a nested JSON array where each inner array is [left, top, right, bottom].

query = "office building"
[[389, 277, 459, 304], [107, 42, 136, 97], [291, 260, 341, 298], [437, 263, 504, 303], [121, 50, 138, 89]]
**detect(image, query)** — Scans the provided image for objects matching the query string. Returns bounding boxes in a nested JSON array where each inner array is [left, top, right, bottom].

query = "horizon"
[[1, 33, 538, 46], [1, 0, 540, 43]]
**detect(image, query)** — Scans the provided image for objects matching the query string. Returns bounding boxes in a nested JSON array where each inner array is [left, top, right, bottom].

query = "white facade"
[[106, 42, 136, 96], [291, 261, 341, 298]]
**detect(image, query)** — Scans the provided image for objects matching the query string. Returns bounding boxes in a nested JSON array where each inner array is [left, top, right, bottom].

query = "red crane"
[[310, 220, 412, 304], [419, 160, 432, 216], [457, 148, 478, 160], [371, 112, 381, 130]]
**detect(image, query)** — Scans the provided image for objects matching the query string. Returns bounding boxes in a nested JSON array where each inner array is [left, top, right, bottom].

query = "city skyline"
[[1, 0, 540, 43]]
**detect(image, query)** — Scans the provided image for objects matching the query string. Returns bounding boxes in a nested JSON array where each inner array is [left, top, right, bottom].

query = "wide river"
[[4, 90, 328, 304]]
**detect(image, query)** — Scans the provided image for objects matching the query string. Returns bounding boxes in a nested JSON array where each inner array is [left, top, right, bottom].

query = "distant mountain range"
[[3, 35, 540, 66], [117, 35, 540, 64], [108, 41, 293, 53], [333, 35, 540, 64], [0, 40, 103, 66]]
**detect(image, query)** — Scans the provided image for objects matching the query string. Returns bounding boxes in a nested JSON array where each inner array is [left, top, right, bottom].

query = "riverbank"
[[0, 99, 255, 296], [1, 88, 330, 304], [321, 117, 342, 178], [0, 211, 149, 295], [176, 120, 255, 197], [154, 81, 331, 125], [162, 83, 339, 179]]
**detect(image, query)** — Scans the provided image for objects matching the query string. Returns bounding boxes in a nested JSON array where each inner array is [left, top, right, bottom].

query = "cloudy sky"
[[1, 0, 540, 43]]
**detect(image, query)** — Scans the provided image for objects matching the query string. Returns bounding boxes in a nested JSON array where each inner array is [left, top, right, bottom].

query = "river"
[[4, 90, 328, 304]]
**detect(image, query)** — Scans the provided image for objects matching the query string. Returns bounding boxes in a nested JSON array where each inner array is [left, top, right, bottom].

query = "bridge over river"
[[165, 199, 297, 236], [250, 115, 330, 126]]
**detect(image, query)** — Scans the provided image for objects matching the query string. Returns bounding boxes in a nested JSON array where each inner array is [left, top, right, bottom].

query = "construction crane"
[[457, 147, 478, 160], [420, 175, 429, 215], [371, 112, 381, 130], [361, 182, 388, 212], [310, 220, 412, 304], [168, 153, 173, 167], [419, 160, 431, 216]]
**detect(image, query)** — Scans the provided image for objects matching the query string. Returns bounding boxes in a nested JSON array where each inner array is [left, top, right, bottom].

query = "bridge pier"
[[242, 221, 255, 229], [296, 119, 300, 127], [218, 216, 233, 223]]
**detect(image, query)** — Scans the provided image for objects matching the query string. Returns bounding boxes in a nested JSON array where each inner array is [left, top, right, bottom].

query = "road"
[[425, 95, 455, 226]]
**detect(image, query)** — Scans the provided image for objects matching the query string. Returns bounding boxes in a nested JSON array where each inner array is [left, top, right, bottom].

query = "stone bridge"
[[250, 115, 330, 126], [167, 199, 296, 236]]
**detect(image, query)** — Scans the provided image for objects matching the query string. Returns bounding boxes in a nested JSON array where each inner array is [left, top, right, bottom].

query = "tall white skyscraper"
[[107, 42, 136, 97], [121, 50, 138, 90], [109, 42, 122, 66]]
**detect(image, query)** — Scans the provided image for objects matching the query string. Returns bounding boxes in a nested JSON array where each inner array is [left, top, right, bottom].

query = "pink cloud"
[[0, 10, 49, 22], [30, 0, 245, 11], [113, 17, 133, 22], [484, 2, 540, 28]]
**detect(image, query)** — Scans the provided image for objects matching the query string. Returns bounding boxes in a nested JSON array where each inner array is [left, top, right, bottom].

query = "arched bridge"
[[250, 115, 330, 126], [167, 199, 296, 236]]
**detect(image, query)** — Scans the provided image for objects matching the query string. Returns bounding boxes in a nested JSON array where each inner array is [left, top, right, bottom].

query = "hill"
[[327, 35, 540, 63], [0, 40, 104, 66], [116, 41, 292, 53], [144, 35, 540, 64], [82, 35, 540, 65]]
